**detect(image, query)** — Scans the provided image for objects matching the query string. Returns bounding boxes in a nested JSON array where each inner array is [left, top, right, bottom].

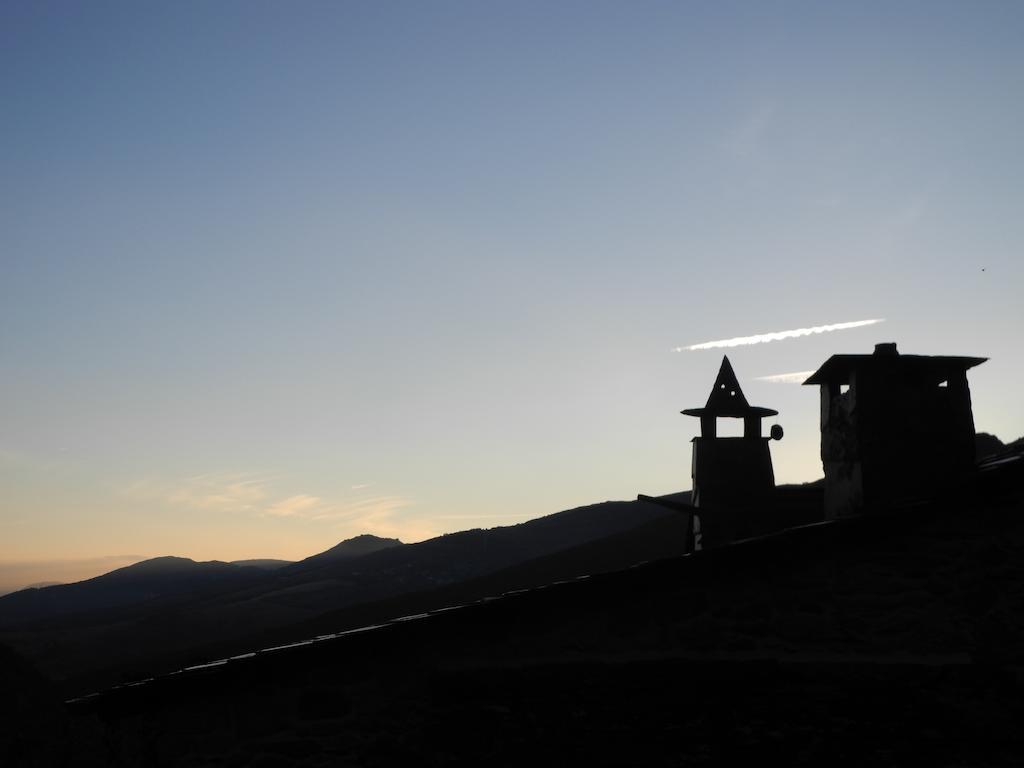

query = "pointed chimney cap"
[[681, 356, 778, 419]]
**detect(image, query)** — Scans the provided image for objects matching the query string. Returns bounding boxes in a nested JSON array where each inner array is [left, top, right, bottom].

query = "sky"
[[2, 1, 1023, 590]]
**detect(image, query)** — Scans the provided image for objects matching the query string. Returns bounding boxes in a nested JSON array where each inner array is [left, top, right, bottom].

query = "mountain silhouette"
[[5, 430, 1019, 705], [0, 556, 270, 627], [240, 494, 695, 654], [283, 533, 403, 570], [228, 559, 293, 570], [976, 431, 1006, 459], [0, 497, 677, 695], [0, 536, 405, 631], [57, 444, 1024, 767], [976, 431, 1024, 459]]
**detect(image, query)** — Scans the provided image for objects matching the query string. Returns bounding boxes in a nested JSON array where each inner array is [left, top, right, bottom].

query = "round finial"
[[770, 424, 784, 441]]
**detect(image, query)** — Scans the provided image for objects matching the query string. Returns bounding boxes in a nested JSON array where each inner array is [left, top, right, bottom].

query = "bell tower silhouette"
[[682, 356, 781, 513]]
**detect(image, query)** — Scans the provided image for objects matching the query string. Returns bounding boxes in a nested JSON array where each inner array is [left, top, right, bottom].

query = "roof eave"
[[802, 355, 989, 386]]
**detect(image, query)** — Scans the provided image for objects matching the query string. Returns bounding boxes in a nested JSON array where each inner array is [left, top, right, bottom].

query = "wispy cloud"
[[121, 474, 429, 542], [166, 473, 270, 513], [119, 473, 270, 514], [262, 493, 413, 522], [330, 495, 414, 524], [755, 371, 817, 384], [675, 318, 884, 352], [271, 494, 429, 542], [264, 494, 322, 518]]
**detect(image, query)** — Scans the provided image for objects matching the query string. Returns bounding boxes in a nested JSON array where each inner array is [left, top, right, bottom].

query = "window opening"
[[716, 417, 744, 437]]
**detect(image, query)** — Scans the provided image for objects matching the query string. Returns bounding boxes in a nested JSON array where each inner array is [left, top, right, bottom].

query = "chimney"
[[874, 342, 898, 356]]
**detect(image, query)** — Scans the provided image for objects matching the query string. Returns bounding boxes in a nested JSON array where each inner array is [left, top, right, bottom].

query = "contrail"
[[674, 318, 884, 352], [755, 371, 816, 384]]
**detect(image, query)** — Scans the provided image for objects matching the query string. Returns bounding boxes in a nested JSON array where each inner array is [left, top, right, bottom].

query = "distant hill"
[[0, 535, 403, 630], [0, 496, 678, 695], [243, 497, 694, 653], [0, 556, 269, 628], [195, 486, 815, 661], [22, 581, 64, 590], [62, 454, 1024, 768], [284, 533, 403, 571], [976, 431, 1024, 459], [228, 559, 293, 570], [222, 496, 683, 618], [976, 431, 1006, 458]]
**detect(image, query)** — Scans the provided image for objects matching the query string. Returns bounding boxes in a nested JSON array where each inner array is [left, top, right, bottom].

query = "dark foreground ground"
[[50, 657, 1024, 767], [5, 458, 1024, 766]]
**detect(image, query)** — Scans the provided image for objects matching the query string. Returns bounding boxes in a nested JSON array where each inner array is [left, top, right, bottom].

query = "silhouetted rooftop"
[[803, 343, 986, 386]]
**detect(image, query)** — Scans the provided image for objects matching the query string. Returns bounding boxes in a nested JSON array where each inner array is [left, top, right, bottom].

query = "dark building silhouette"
[[804, 342, 986, 519], [682, 357, 782, 546]]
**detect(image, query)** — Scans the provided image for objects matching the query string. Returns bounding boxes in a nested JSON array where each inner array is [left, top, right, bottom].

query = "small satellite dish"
[[770, 424, 784, 441]]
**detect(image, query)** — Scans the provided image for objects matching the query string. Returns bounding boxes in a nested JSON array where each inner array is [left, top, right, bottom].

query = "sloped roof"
[[804, 345, 986, 386], [681, 356, 778, 419]]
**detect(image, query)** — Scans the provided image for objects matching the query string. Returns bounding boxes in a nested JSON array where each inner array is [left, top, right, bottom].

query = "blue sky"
[[2, 2, 1022, 583]]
